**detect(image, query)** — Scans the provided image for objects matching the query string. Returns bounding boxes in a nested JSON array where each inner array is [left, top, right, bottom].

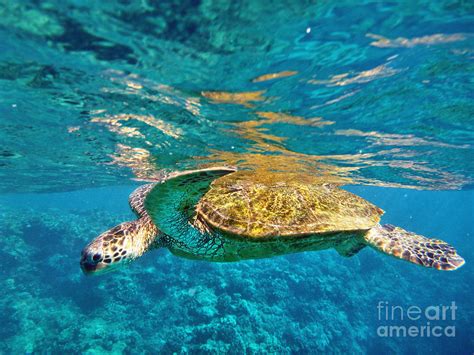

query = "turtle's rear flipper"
[[364, 224, 465, 270]]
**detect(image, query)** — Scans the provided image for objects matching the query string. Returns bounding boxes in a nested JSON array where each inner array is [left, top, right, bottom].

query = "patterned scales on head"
[[195, 171, 384, 239]]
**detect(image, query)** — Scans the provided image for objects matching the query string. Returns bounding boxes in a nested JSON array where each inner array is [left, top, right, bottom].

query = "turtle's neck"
[[129, 215, 160, 257]]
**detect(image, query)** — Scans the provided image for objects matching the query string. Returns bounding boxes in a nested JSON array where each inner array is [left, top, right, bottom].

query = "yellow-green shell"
[[196, 171, 384, 239]]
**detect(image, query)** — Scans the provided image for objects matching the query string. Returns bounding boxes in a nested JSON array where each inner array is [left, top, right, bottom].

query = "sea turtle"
[[80, 167, 465, 274]]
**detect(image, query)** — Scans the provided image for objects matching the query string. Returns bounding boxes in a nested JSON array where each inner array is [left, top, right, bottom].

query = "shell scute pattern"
[[196, 172, 384, 238]]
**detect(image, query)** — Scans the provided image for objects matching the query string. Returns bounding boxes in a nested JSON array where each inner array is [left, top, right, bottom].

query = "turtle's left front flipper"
[[364, 224, 465, 271]]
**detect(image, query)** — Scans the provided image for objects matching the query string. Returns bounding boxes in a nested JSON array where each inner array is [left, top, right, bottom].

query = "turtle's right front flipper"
[[145, 167, 237, 228], [364, 224, 465, 271], [144, 167, 236, 258]]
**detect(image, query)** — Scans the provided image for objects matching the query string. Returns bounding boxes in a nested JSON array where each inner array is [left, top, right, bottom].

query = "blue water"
[[0, 1, 473, 353]]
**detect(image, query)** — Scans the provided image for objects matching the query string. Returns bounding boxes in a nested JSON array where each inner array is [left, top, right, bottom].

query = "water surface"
[[0, 1, 472, 353]]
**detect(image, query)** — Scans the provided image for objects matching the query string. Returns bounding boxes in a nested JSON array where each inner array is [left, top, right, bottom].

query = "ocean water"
[[0, 1, 473, 353]]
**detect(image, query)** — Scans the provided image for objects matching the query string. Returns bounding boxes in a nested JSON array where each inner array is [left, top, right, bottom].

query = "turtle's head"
[[80, 219, 157, 275]]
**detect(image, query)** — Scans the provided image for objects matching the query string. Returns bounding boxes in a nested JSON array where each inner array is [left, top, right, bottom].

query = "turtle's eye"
[[92, 253, 102, 262]]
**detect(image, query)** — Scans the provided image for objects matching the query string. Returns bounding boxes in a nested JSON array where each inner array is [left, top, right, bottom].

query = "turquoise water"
[[0, 1, 473, 353]]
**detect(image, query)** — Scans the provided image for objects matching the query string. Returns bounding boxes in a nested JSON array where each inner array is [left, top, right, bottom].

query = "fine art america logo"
[[376, 301, 457, 338]]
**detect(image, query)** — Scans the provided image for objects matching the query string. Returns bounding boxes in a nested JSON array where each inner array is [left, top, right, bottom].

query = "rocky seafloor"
[[0, 187, 472, 354]]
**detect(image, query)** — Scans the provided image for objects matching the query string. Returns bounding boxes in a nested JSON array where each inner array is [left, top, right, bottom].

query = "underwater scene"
[[0, 0, 473, 353]]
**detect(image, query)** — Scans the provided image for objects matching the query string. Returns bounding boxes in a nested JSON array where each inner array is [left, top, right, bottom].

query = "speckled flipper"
[[364, 224, 465, 270], [129, 183, 157, 217]]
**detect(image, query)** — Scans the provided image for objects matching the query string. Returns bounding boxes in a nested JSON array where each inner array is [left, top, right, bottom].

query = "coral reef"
[[0, 194, 472, 353]]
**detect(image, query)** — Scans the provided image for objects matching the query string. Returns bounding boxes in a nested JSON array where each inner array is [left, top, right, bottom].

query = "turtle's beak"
[[80, 250, 108, 275]]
